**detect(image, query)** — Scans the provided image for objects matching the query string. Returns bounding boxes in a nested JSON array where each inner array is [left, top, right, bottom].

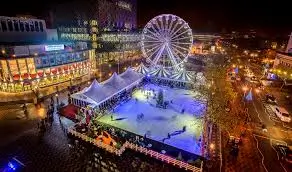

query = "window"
[[25, 22, 29, 32], [7, 20, 13, 31], [39, 22, 43, 32], [19, 22, 24, 32], [1, 20, 7, 31], [13, 20, 19, 31], [34, 21, 39, 32], [30, 22, 35, 32], [276, 108, 279, 112]]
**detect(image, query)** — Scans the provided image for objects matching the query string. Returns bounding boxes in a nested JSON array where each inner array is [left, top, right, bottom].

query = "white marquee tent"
[[70, 68, 144, 108]]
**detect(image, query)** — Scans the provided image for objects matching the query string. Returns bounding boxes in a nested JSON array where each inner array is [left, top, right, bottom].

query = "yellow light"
[[12, 54, 16, 57], [239, 65, 243, 69], [255, 88, 260, 93], [55, 93, 58, 97], [34, 53, 38, 56], [108, 73, 112, 76], [269, 69, 273, 72], [232, 64, 236, 68], [1, 50, 5, 54], [284, 72, 287, 75], [242, 86, 248, 92], [210, 143, 215, 150]]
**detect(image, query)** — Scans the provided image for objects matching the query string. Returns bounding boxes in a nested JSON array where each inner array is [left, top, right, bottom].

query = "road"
[[238, 62, 292, 172]]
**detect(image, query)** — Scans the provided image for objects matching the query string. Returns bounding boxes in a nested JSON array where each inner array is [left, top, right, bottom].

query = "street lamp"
[[242, 86, 248, 92], [255, 88, 260, 93], [210, 143, 215, 150], [55, 93, 59, 106]]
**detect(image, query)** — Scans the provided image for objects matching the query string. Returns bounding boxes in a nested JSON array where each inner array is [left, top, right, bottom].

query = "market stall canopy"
[[134, 62, 149, 75], [149, 66, 171, 79], [171, 70, 194, 82]]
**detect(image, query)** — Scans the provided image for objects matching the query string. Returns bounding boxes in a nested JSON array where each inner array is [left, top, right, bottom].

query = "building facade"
[[0, 43, 96, 93], [97, 31, 141, 66], [0, 16, 47, 43], [98, 0, 137, 31], [274, 52, 292, 68]]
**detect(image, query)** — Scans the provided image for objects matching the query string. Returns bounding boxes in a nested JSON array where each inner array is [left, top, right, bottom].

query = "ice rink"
[[98, 84, 205, 155]]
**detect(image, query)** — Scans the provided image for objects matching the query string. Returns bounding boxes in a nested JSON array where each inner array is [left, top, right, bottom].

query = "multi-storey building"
[[97, 31, 141, 66], [0, 15, 96, 93], [0, 42, 96, 93], [98, 0, 137, 31], [0, 16, 47, 43]]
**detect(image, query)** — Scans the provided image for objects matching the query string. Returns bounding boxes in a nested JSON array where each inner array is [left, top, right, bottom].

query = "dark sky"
[[1, 0, 291, 37], [137, 0, 292, 37]]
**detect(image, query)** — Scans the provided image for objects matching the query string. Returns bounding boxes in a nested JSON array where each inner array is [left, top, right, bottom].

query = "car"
[[276, 145, 292, 164], [272, 106, 291, 123], [265, 94, 277, 104]]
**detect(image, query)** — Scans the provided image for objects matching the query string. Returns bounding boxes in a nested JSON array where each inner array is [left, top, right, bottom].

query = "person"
[[111, 114, 113, 121], [167, 133, 170, 139], [181, 108, 185, 114], [183, 126, 186, 132]]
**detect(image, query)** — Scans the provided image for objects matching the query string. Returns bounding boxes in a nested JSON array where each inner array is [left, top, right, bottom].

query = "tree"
[[156, 89, 164, 108], [193, 55, 245, 136]]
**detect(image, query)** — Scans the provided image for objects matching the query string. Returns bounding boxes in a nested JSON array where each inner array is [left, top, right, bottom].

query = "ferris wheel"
[[141, 14, 193, 69]]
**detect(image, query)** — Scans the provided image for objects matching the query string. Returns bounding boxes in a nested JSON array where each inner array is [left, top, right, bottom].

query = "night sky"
[[1, 0, 292, 37]]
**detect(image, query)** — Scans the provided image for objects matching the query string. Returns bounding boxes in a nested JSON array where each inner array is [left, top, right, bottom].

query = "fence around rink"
[[68, 128, 203, 172]]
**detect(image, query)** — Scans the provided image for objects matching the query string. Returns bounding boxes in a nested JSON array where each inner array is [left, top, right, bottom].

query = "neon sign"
[[45, 44, 65, 51]]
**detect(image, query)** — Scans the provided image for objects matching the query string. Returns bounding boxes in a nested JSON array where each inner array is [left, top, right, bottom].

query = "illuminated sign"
[[45, 44, 65, 51]]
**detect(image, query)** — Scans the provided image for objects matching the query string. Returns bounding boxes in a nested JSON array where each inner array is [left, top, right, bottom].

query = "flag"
[[234, 67, 239, 74], [245, 89, 253, 101]]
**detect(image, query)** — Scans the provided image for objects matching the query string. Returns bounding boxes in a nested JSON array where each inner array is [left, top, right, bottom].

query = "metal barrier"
[[68, 128, 203, 172]]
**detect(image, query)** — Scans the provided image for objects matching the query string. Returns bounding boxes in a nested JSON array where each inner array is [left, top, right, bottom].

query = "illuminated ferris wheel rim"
[[141, 14, 193, 69]]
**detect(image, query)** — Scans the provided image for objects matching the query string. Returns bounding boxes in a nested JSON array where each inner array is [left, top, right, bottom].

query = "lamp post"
[[55, 93, 59, 106]]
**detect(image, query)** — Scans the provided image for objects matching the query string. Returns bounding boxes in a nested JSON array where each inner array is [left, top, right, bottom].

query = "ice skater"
[[181, 108, 185, 114], [167, 133, 171, 139], [183, 126, 186, 132], [111, 114, 113, 121]]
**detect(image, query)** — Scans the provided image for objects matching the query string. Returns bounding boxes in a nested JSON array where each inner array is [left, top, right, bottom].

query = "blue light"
[[8, 162, 16, 170], [147, 74, 150, 77]]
